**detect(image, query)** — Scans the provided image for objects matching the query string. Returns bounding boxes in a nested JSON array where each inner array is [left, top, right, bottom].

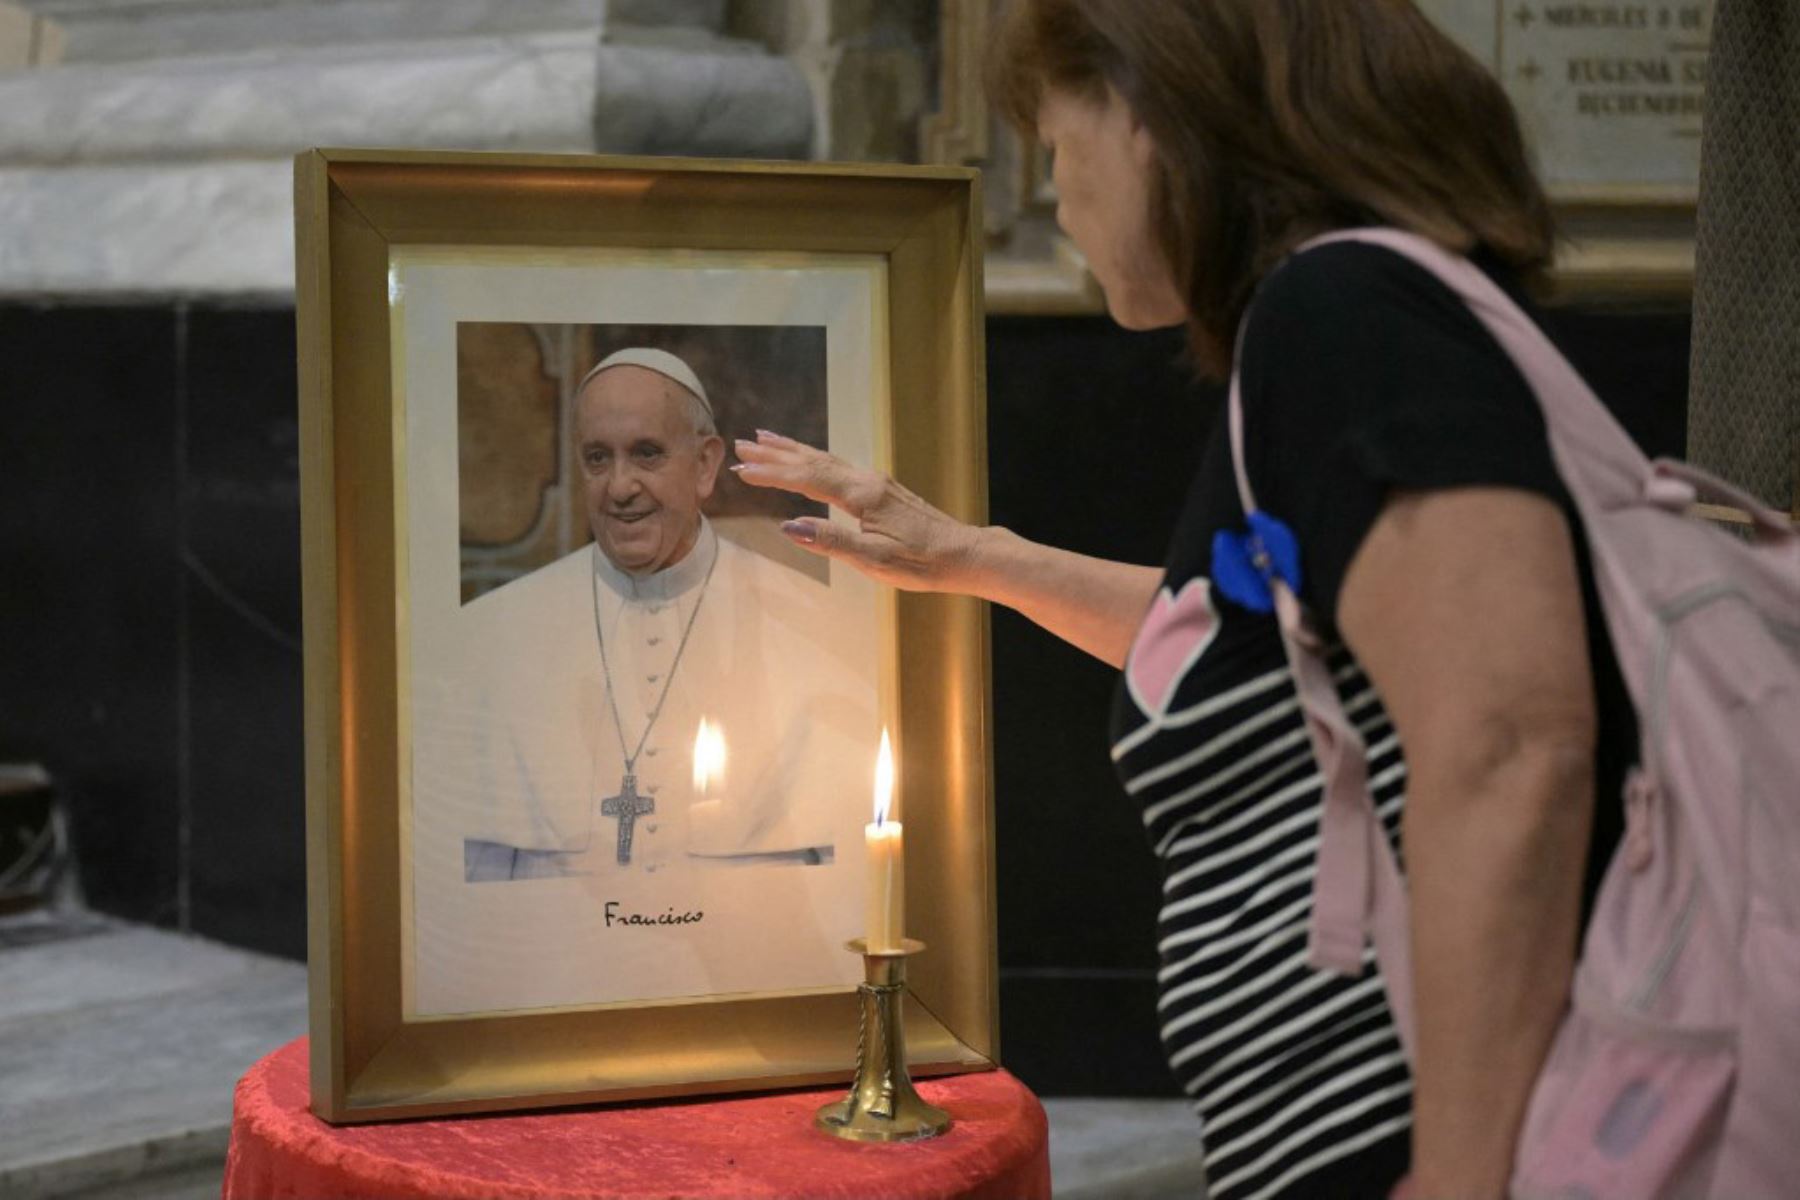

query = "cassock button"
[[646, 747, 658, 757], [645, 822, 659, 834], [648, 636, 663, 646], [647, 674, 661, 684]]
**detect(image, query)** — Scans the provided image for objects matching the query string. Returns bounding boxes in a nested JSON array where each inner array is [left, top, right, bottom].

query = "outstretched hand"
[[730, 431, 980, 595]]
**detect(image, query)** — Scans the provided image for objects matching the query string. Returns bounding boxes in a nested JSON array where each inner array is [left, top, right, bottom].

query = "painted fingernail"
[[728, 463, 748, 473], [780, 519, 816, 544], [757, 429, 785, 441]]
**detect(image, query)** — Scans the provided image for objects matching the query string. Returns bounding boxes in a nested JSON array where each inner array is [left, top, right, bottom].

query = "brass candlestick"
[[815, 937, 952, 1142]]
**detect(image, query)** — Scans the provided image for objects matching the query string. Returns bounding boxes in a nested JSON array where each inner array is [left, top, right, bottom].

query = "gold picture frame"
[[296, 148, 996, 1122]]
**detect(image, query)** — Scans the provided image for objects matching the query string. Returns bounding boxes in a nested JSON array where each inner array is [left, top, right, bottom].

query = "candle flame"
[[693, 717, 726, 793], [873, 728, 894, 826]]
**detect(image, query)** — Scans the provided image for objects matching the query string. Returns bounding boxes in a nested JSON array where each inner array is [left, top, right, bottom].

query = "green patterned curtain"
[[1688, 0, 1800, 514]]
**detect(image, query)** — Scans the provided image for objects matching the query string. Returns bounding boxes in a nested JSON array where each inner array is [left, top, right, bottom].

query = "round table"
[[223, 1038, 1051, 1199]]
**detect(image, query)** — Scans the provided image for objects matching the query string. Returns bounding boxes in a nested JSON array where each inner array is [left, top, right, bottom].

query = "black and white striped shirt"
[[1114, 626, 1413, 1199]]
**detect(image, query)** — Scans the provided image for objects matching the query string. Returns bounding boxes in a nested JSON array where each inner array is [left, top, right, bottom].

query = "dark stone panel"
[[999, 970, 1182, 1098], [1539, 303, 1691, 459], [989, 605, 1164, 970], [985, 317, 1214, 974], [985, 319, 1216, 565], [0, 304, 182, 926], [985, 316, 1211, 1096], [183, 580, 305, 957], [181, 307, 306, 959]]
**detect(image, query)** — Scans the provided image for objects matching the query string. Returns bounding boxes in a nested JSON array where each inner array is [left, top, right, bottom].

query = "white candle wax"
[[865, 817, 905, 952]]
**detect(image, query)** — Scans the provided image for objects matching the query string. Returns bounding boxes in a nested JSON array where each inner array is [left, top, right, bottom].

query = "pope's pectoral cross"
[[602, 774, 656, 864]]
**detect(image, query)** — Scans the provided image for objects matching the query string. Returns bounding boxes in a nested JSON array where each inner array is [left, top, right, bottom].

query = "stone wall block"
[[589, 43, 810, 157], [25, 0, 610, 63], [609, 0, 726, 32], [728, 0, 934, 162], [0, 33, 637, 166], [827, 46, 929, 163], [0, 161, 293, 296], [0, 32, 811, 168], [0, 26, 811, 295]]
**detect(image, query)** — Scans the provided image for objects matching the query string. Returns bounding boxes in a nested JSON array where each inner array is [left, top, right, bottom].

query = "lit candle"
[[865, 729, 904, 952], [690, 717, 726, 849]]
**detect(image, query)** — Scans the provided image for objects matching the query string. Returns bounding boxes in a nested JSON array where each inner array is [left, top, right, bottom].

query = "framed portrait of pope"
[[296, 149, 996, 1122]]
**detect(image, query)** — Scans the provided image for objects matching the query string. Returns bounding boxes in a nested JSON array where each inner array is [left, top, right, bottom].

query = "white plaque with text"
[[1418, 1, 1713, 192]]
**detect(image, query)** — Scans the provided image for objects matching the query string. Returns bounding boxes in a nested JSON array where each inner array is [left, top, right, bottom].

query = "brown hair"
[[988, 0, 1554, 377]]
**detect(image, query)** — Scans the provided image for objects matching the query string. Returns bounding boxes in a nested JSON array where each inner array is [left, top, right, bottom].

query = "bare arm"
[[959, 526, 1162, 667], [1338, 488, 1595, 1200], [732, 432, 1160, 667]]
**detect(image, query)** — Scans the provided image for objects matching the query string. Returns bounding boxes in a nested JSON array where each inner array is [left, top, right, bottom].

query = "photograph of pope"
[[449, 344, 868, 883]]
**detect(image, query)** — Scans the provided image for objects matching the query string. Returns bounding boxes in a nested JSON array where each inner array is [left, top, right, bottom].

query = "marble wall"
[[1, 302, 305, 953], [0, 1, 812, 296], [29, 0, 617, 62]]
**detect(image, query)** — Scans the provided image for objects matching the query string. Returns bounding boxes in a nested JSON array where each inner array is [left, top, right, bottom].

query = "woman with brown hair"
[[735, 2, 1632, 1196]]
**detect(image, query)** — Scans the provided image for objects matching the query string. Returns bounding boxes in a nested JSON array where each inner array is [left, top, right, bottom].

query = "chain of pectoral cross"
[[591, 540, 719, 864]]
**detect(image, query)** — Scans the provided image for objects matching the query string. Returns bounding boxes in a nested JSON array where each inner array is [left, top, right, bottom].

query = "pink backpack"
[[1228, 228, 1800, 1197]]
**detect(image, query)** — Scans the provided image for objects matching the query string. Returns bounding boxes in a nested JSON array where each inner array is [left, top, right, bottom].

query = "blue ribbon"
[[1210, 511, 1303, 614]]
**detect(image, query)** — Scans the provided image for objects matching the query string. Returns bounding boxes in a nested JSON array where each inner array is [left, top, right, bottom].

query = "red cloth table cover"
[[223, 1038, 1050, 1200]]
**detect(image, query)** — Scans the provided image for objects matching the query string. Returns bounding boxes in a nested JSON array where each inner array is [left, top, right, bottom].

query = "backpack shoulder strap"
[[1227, 301, 1417, 1060]]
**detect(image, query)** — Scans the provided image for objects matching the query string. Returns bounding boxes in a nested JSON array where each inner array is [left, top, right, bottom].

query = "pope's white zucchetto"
[[576, 347, 714, 418]]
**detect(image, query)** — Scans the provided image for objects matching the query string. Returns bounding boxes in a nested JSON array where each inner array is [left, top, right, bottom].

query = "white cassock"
[[430, 520, 874, 882]]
